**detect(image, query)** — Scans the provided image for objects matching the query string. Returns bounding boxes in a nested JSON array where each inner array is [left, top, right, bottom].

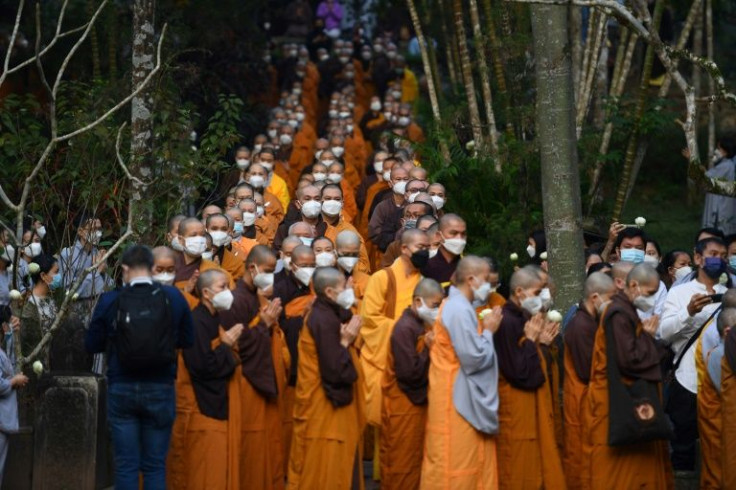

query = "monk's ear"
[[725, 326, 732, 338]]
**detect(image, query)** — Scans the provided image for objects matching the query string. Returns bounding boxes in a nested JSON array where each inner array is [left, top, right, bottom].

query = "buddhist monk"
[[245, 163, 285, 225], [258, 148, 291, 211], [494, 266, 565, 489], [381, 213, 437, 269], [380, 278, 443, 489], [582, 264, 673, 489], [360, 228, 429, 479], [335, 230, 371, 313], [227, 207, 258, 258], [287, 267, 366, 489], [421, 256, 503, 489], [218, 246, 288, 490], [167, 269, 244, 490], [173, 218, 234, 308], [722, 317, 736, 488], [321, 184, 372, 275], [252, 193, 280, 247], [696, 291, 736, 489], [326, 161, 358, 223], [356, 156, 394, 240], [205, 213, 245, 281], [421, 214, 466, 289], [166, 214, 187, 252], [562, 272, 615, 490], [151, 246, 177, 286], [368, 165, 410, 256]]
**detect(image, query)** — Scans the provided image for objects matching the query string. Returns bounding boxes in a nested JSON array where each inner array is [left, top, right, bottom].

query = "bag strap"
[[672, 305, 721, 372]]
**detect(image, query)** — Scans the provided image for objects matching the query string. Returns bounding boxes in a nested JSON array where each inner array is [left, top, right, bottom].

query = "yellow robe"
[[266, 173, 291, 212], [359, 257, 421, 426]]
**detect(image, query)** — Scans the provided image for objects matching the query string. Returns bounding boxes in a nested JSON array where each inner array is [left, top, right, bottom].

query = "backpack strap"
[[672, 305, 722, 372]]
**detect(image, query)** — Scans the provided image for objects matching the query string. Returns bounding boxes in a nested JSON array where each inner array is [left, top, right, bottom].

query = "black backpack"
[[112, 283, 176, 372]]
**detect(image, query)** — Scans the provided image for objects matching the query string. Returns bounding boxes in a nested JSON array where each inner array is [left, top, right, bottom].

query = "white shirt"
[[660, 278, 726, 393]]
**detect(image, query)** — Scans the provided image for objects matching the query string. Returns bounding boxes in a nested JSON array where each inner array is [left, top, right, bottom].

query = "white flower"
[[28, 263, 40, 274], [635, 216, 646, 227], [540, 251, 548, 261], [72, 293, 80, 301], [465, 140, 476, 150], [479, 308, 493, 320], [9, 289, 22, 301], [547, 310, 563, 323], [510, 252, 519, 262], [720, 273, 729, 285], [32, 361, 43, 375]]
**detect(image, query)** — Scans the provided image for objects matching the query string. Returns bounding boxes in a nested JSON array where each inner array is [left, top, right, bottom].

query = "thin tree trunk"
[[657, 0, 702, 99], [577, 7, 597, 92], [437, 0, 459, 91], [469, 0, 500, 166], [592, 25, 609, 128], [530, 1, 586, 312], [570, 4, 583, 102], [576, 10, 607, 137], [610, 0, 664, 222], [453, 0, 484, 148], [407, 0, 450, 161], [130, 0, 156, 239], [706, 0, 715, 166], [692, 2, 703, 100], [482, 0, 515, 140]]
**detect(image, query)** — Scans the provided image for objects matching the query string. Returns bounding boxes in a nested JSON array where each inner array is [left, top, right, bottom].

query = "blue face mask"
[[49, 273, 62, 291], [730, 256, 736, 270], [620, 248, 645, 264], [233, 222, 244, 235], [703, 257, 727, 280]]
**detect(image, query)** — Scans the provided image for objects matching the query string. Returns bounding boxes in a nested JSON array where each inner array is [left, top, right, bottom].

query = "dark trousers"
[[108, 382, 176, 490], [665, 378, 698, 471]]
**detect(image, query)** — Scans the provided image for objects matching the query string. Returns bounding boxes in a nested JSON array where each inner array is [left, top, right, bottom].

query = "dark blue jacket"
[[85, 283, 194, 384]]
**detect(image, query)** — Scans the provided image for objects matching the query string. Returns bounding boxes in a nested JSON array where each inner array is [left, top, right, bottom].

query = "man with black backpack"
[[85, 244, 193, 490]]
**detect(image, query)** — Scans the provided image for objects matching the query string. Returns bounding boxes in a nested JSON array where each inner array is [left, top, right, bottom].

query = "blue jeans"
[[108, 382, 176, 490]]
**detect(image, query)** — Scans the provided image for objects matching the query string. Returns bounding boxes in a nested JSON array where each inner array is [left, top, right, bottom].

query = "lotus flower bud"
[[479, 308, 493, 320], [635, 216, 646, 227], [547, 310, 563, 323], [32, 360, 43, 375], [510, 253, 519, 262], [9, 290, 22, 301], [720, 273, 729, 286], [28, 263, 40, 274], [540, 251, 548, 261], [72, 293, 80, 301]]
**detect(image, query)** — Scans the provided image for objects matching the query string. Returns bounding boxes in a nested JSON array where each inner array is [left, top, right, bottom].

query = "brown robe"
[[494, 301, 565, 489], [581, 292, 673, 489], [287, 297, 365, 489], [695, 332, 721, 489]]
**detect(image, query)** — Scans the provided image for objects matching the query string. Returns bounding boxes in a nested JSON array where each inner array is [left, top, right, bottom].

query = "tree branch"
[[115, 123, 155, 186], [1, 0, 25, 83]]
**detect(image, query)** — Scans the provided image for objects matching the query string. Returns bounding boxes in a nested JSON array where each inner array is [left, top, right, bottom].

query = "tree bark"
[[482, 0, 515, 140], [530, 2, 585, 312], [706, 0, 715, 166], [469, 0, 500, 166], [130, 0, 156, 239], [570, 4, 583, 102], [437, 0, 459, 91], [453, 0, 484, 148]]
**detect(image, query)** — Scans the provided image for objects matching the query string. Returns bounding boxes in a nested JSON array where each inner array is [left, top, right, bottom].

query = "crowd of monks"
[[140, 35, 736, 490]]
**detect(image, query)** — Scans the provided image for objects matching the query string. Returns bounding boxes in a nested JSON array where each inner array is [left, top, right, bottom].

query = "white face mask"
[[301, 200, 322, 218], [248, 175, 265, 188], [443, 236, 467, 256], [295, 112, 305, 121], [431, 196, 445, 210], [280, 134, 293, 146], [316, 251, 336, 267], [526, 244, 536, 258], [539, 287, 553, 309], [328, 109, 338, 119], [257, 206, 265, 218], [282, 255, 292, 270], [416, 298, 439, 325], [331, 146, 345, 157], [153, 272, 175, 286], [520, 294, 543, 315], [407, 192, 419, 203], [393, 181, 407, 195], [252, 265, 275, 291], [300, 236, 314, 247], [24, 242, 43, 257], [382, 171, 391, 182], [337, 256, 359, 273], [633, 292, 657, 313], [713, 148, 724, 164], [674, 265, 692, 281], [336, 287, 356, 310], [294, 266, 315, 287], [184, 236, 207, 257], [473, 280, 492, 303], [374, 160, 384, 174], [170, 235, 184, 252], [312, 172, 327, 182], [253, 144, 263, 152], [267, 129, 278, 139], [370, 101, 382, 111], [209, 231, 230, 248], [321, 159, 335, 166], [236, 158, 250, 170], [201, 251, 214, 261], [315, 150, 324, 160], [322, 200, 343, 216], [287, 120, 298, 129], [260, 162, 274, 172], [210, 288, 234, 311], [242, 212, 256, 227], [428, 248, 438, 259], [338, 111, 350, 119], [328, 173, 343, 183], [643, 254, 659, 266], [398, 116, 410, 127], [36, 226, 47, 239]]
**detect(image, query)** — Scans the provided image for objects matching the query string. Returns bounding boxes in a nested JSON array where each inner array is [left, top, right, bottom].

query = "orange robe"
[[264, 191, 285, 225], [581, 305, 673, 490], [344, 134, 368, 190], [359, 257, 422, 427], [380, 312, 429, 490], [174, 259, 233, 309], [340, 179, 359, 224], [350, 269, 371, 314], [287, 302, 366, 489], [256, 217, 278, 247], [167, 325, 241, 490], [231, 237, 258, 259], [420, 304, 498, 489], [722, 341, 736, 488], [562, 338, 588, 490], [220, 247, 246, 281], [324, 217, 372, 275], [696, 333, 722, 489], [356, 180, 388, 239]]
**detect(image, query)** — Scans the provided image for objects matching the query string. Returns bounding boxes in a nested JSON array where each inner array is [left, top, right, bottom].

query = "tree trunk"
[[692, 2, 703, 100], [482, 0, 515, 140], [576, 10, 607, 138], [130, 0, 156, 239], [570, 4, 582, 103], [530, 2, 585, 312], [437, 0, 459, 92], [453, 0, 484, 148], [610, 0, 664, 223], [407, 0, 450, 161], [469, 0, 500, 166], [706, 0, 715, 166]]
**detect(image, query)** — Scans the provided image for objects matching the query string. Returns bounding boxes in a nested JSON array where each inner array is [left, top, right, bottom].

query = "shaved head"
[[718, 307, 736, 336], [291, 245, 315, 263], [439, 213, 466, 232], [510, 265, 543, 291], [246, 245, 277, 266], [455, 255, 490, 284], [584, 272, 615, 298], [336, 230, 361, 248], [313, 266, 344, 297], [413, 278, 444, 298], [282, 236, 303, 250], [627, 264, 660, 288], [612, 261, 635, 281], [152, 246, 176, 263], [196, 268, 227, 297], [401, 228, 427, 246]]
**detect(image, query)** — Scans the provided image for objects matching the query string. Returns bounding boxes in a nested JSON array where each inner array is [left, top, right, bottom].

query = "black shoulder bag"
[[606, 311, 674, 446]]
